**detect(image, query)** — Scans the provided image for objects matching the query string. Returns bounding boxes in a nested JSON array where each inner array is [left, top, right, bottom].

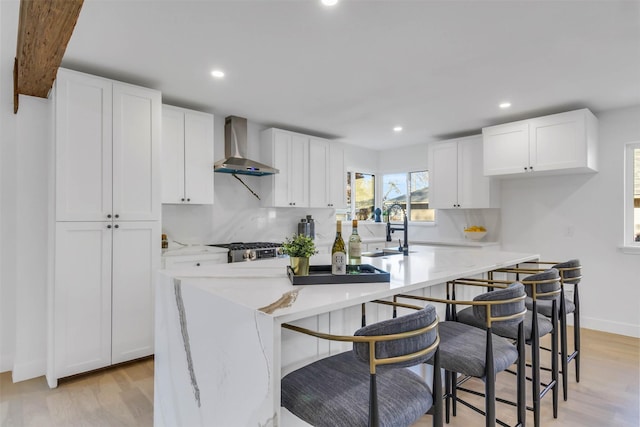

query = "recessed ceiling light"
[[393, 126, 403, 132], [211, 70, 225, 78], [499, 102, 511, 109], [321, 0, 338, 5]]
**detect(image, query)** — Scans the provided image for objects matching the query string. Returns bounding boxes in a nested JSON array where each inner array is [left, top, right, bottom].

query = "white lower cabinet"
[[53, 221, 160, 379], [162, 253, 228, 269]]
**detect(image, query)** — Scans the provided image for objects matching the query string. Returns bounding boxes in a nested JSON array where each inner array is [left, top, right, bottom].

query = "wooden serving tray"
[[287, 264, 390, 285]]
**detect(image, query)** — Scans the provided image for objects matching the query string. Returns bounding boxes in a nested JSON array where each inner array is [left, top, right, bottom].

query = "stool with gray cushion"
[[454, 269, 561, 427], [396, 282, 527, 427], [509, 260, 582, 401], [281, 303, 442, 427]]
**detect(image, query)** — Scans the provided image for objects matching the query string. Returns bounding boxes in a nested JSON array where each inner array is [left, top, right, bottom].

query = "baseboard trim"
[[12, 358, 46, 382], [581, 315, 639, 338]]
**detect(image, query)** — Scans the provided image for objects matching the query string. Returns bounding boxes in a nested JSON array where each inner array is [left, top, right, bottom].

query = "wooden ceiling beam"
[[14, 0, 83, 113]]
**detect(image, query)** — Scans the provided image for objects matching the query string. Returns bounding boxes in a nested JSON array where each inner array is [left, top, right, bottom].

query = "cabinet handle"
[[529, 166, 533, 171], [114, 214, 119, 219], [114, 224, 119, 229], [107, 224, 112, 229], [187, 198, 191, 202], [107, 214, 112, 219], [196, 263, 201, 267], [524, 166, 528, 171], [181, 198, 185, 202]]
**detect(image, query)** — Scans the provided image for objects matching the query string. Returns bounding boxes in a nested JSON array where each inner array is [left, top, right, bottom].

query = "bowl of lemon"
[[464, 226, 487, 241]]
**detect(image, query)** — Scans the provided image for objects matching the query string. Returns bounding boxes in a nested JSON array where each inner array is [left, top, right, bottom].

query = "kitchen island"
[[154, 245, 538, 427]]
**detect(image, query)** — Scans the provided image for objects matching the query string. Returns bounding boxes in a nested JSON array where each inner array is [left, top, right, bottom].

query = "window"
[[345, 172, 375, 221], [382, 171, 435, 222], [625, 143, 640, 246]]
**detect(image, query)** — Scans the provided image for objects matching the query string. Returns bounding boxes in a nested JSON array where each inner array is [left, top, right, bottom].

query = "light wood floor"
[[1, 328, 638, 426]]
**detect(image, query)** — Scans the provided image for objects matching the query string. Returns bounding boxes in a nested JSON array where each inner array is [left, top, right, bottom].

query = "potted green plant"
[[282, 234, 318, 276]]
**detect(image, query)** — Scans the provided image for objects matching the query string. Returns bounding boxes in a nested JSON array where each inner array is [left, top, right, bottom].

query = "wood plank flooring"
[[1, 328, 638, 426]]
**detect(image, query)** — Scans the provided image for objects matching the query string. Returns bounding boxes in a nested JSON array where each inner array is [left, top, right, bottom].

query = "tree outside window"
[[382, 171, 435, 222], [346, 172, 375, 221]]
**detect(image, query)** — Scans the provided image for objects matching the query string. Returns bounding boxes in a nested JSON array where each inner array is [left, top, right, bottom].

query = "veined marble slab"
[[154, 246, 538, 427]]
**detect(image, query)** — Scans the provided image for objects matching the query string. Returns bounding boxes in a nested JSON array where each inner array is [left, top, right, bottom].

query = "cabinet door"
[[54, 222, 112, 378], [457, 136, 492, 208], [309, 138, 329, 208], [289, 134, 309, 207], [55, 69, 113, 221], [271, 131, 292, 206], [429, 141, 459, 209], [328, 144, 347, 209], [161, 106, 186, 204], [111, 221, 160, 364], [529, 110, 587, 172], [112, 83, 161, 221], [483, 121, 529, 176], [184, 111, 214, 204]]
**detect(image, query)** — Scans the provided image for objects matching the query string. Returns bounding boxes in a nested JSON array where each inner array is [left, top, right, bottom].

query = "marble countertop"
[[161, 245, 228, 257], [160, 245, 536, 323]]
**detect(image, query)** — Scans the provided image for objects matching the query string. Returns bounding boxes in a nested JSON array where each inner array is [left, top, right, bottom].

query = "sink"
[[361, 249, 416, 258]]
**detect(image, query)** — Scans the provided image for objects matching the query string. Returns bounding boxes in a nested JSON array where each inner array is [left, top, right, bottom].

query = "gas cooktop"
[[207, 242, 283, 262], [208, 242, 282, 250]]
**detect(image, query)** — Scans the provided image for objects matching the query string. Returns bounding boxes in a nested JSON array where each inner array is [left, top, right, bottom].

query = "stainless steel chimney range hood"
[[214, 116, 278, 176]]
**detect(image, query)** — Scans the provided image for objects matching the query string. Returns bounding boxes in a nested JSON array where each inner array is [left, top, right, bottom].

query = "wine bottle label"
[[332, 252, 346, 275], [349, 244, 361, 258]]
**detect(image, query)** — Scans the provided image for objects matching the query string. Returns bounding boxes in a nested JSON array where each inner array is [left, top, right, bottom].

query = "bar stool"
[[396, 282, 528, 427], [281, 303, 442, 427], [500, 260, 582, 401], [453, 269, 561, 427]]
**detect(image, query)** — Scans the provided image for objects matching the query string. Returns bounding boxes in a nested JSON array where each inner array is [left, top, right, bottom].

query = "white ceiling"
[[60, 0, 640, 150]]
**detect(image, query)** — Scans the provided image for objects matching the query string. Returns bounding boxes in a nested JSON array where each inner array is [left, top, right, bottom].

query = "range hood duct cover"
[[214, 116, 278, 176]]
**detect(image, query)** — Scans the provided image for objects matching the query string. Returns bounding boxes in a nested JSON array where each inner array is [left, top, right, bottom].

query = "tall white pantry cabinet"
[[47, 68, 161, 387]]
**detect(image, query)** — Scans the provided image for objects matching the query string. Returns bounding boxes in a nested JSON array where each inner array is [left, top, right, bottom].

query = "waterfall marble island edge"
[[153, 246, 538, 427]]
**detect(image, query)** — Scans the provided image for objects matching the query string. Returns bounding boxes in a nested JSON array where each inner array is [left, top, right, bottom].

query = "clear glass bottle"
[[348, 219, 362, 272], [331, 220, 346, 275]]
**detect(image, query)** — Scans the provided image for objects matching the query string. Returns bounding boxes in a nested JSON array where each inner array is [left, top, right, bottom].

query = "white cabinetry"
[[162, 252, 228, 269], [309, 138, 346, 208], [55, 71, 160, 221], [483, 108, 598, 177], [162, 105, 214, 204], [429, 135, 497, 209], [49, 69, 161, 385], [261, 128, 309, 207]]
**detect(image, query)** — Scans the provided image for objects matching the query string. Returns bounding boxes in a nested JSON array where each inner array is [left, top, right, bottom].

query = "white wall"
[[0, 0, 51, 379], [0, 0, 18, 374]]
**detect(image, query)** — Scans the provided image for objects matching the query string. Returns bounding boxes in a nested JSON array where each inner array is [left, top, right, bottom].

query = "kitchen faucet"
[[385, 204, 409, 255]]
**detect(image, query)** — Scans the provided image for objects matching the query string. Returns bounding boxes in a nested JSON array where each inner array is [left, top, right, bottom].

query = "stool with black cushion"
[[454, 269, 561, 427], [281, 303, 442, 427], [504, 260, 582, 401], [396, 282, 527, 427]]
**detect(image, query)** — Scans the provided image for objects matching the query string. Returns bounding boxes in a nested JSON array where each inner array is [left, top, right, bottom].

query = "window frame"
[[381, 170, 435, 224], [344, 170, 377, 221], [623, 142, 640, 250]]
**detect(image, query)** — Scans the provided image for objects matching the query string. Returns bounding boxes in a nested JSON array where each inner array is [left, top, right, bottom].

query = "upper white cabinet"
[[162, 105, 214, 204], [55, 68, 161, 221], [483, 108, 598, 177], [309, 138, 347, 209], [429, 135, 498, 209], [261, 128, 310, 207]]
